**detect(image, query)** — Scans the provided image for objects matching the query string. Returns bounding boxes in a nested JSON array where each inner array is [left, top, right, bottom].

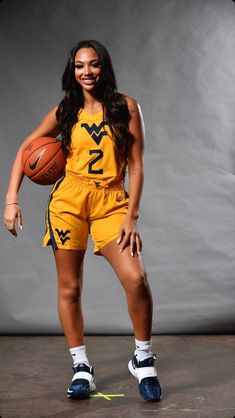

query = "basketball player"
[[3, 40, 162, 402]]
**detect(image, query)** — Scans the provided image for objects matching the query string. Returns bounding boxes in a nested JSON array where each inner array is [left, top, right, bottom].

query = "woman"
[[3, 40, 162, 402]]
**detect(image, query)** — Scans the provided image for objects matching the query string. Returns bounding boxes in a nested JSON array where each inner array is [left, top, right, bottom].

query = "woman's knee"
[[58, 276, 82, 303], [125, 270, 148, 294]]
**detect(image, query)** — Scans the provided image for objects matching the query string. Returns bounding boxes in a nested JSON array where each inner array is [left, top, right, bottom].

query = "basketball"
[[22, 136, 66, 185]]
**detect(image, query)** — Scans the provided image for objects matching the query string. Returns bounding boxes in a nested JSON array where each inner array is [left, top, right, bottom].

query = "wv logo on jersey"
[[81, 121, 108, 145], [55, 229, 71, 245], [94, 181, 101, 188]]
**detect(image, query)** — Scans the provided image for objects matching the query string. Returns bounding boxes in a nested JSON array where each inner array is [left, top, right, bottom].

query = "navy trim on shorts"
[[46, 175, 65, 250]]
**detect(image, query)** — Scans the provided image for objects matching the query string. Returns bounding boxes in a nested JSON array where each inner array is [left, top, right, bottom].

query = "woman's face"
[[74, 47, 102, 92]]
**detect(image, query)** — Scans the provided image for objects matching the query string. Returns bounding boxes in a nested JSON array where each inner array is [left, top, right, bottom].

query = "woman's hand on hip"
[[117, 218, 142, 256], [3, 204, 23, 237]]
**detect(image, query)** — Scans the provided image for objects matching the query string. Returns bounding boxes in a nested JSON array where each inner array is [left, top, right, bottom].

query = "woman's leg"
[[100, 240, 153, 340], [53, 248, 86, 348], [100, 239, 162, 402], [53, 248, 96, 399]]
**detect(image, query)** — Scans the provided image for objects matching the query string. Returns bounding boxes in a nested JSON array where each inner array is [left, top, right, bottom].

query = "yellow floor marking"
[[91, 392, 125, 400]]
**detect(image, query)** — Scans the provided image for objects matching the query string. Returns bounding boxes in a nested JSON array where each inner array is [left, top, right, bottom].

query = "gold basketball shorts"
[[43, 171, 129, 254]]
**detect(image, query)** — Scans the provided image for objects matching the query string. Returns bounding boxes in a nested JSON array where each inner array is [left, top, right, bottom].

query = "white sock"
[[69, 345, 90, 368], [134, 338, 153, 362]]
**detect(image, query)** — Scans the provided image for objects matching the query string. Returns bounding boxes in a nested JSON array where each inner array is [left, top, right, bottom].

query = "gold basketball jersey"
[[65, 108, 126, 183]]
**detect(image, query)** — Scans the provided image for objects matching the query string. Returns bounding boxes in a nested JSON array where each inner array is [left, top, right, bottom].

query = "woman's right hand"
[[3, 203, 23, 237]]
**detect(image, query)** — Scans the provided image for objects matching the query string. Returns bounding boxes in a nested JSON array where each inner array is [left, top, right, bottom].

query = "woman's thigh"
[[53, 248, 86, 289], [99, 239, 148, 290]]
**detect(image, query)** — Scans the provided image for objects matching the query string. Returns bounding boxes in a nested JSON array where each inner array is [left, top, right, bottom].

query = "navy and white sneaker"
[[67, 363, 96, 399], [128, 354, 163, 402]]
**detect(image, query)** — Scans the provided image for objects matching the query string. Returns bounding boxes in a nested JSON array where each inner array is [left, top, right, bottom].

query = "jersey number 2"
[[88, 149, 103, 174]]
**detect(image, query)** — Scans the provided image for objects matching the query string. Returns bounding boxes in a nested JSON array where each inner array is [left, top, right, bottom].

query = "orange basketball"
[[22, 137, 66, 185]]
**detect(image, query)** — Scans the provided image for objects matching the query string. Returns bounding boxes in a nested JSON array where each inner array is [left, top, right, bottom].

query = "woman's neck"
[[82, 91, 103, 113]]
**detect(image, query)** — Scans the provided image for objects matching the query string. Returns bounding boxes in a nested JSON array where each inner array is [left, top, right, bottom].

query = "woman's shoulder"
[[120, 93, 140, 114]]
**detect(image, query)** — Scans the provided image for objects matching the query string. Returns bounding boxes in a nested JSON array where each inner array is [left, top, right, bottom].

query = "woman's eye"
[[74, 63, 100, 69]]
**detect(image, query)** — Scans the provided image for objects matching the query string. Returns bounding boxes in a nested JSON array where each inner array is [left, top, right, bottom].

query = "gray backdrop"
[[0, 0, 234, 334]]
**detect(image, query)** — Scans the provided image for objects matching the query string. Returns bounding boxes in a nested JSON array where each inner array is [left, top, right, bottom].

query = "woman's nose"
[[84, 65, 92, 75]]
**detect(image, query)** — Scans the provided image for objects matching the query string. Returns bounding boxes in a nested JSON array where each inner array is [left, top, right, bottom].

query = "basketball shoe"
[[128, 353, 163, 401], [67, 363, 96, 399]]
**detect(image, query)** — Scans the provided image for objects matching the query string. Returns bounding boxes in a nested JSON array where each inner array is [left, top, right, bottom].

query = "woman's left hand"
[[117, 218, 142, 256]]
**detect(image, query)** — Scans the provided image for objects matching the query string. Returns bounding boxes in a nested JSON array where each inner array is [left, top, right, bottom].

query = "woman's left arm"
[[117, 96, 145, 256]]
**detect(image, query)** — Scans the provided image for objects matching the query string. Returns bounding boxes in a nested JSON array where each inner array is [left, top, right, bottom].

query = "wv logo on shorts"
[[81, 121, 108, 145], [55, 229, 71, 245]]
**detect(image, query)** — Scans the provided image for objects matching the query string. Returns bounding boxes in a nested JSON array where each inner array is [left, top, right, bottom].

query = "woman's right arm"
[[3, 105, 60, 236]]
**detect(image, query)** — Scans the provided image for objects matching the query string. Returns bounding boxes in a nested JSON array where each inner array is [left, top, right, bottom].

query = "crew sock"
[[69, 345, 90, 368], [134, 338, 153, 362]]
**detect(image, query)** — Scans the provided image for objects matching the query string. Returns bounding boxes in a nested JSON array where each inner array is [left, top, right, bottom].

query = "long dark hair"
[[56, 40, 131, 159]]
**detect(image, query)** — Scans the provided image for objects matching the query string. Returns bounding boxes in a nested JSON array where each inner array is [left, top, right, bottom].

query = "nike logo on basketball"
[[81, 122, 108, 145], [55, 229, 71, 245], [29, 148, 46, 170]]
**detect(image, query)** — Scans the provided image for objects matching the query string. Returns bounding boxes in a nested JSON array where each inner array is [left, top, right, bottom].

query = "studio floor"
[[0, 335, 234, 418]]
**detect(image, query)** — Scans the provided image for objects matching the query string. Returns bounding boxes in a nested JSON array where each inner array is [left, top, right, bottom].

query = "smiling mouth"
[[82, 78, 96, 83]]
